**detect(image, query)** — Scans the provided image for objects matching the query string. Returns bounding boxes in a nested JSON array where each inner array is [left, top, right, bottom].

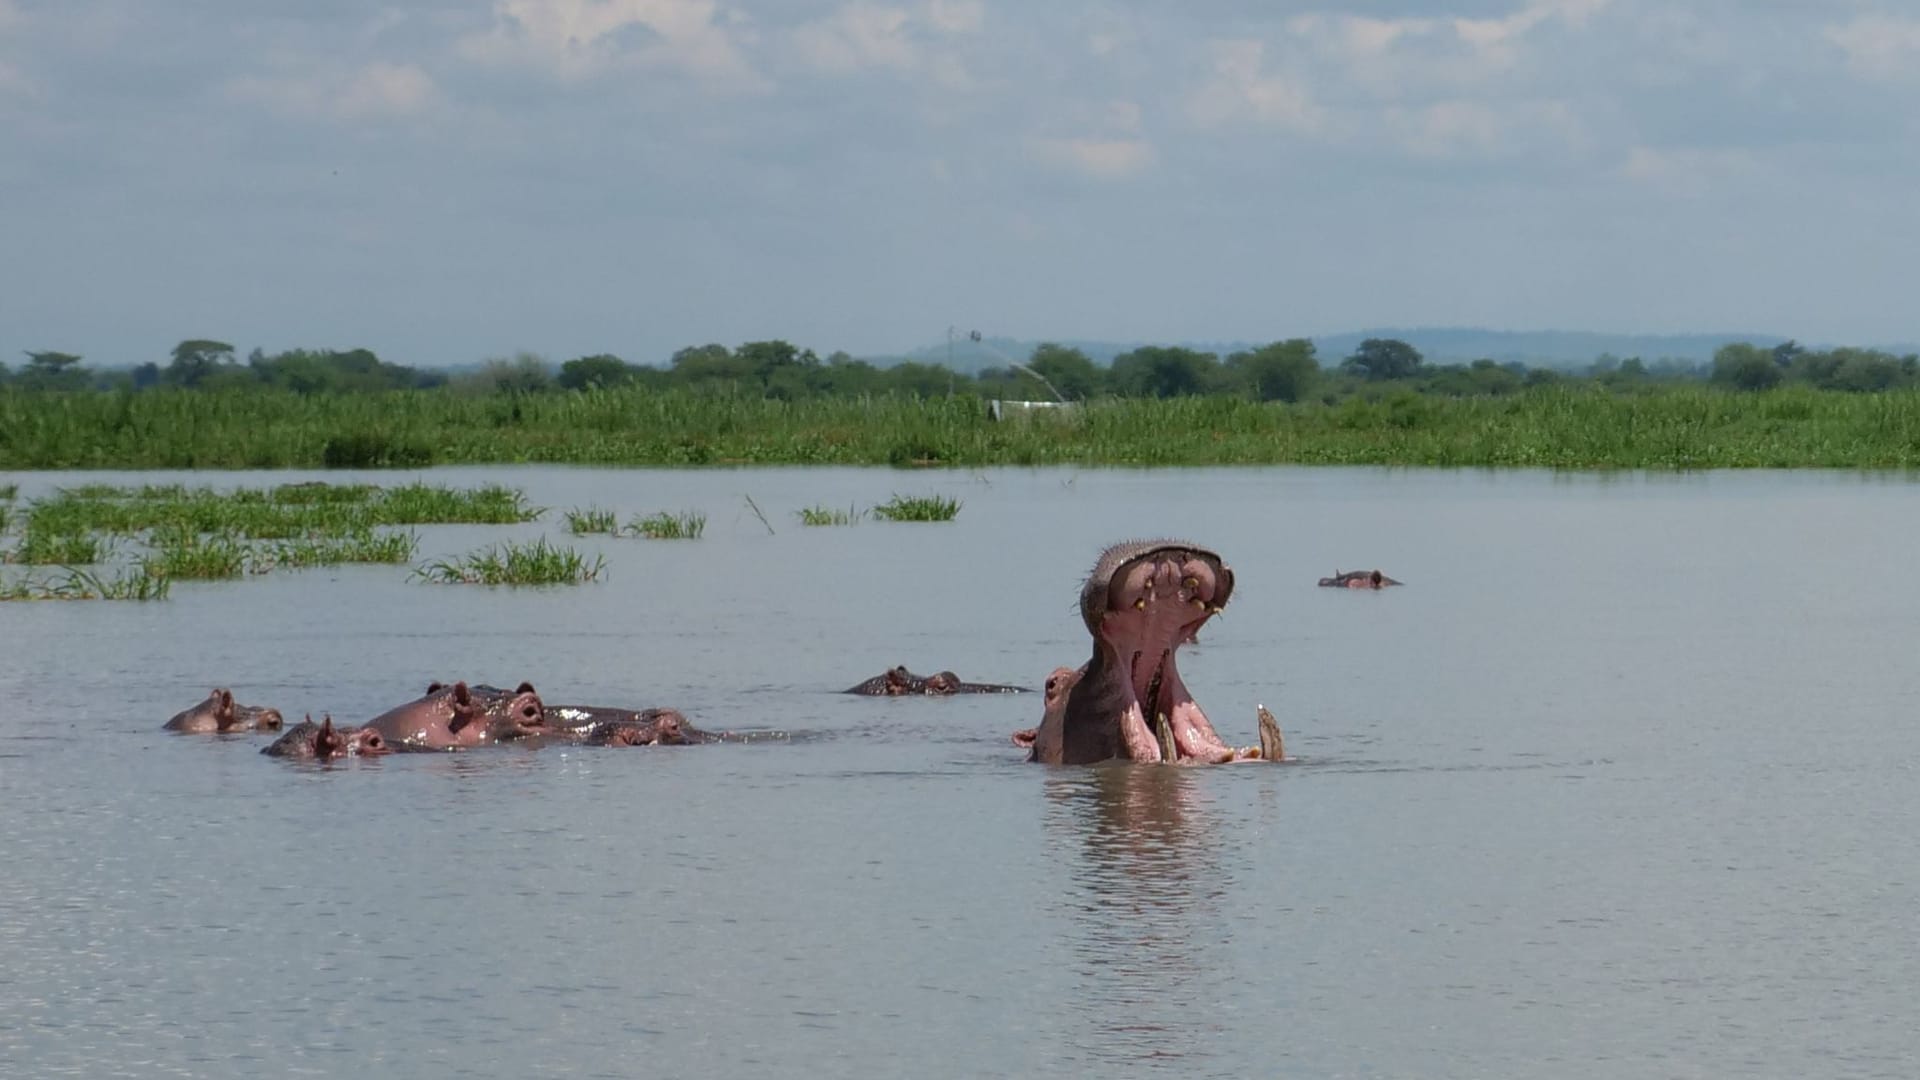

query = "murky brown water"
[[3, 465, 1918, 1078]]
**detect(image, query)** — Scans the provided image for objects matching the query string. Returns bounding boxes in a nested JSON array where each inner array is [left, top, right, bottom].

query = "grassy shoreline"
[[5, 385, 1920, 470]]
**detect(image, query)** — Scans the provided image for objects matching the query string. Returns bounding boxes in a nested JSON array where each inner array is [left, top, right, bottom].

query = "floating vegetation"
[[412, 537, 606, 586], [629, 510, 707, 539], [143, 527, 249, 580], [371, 483, 542, 525], [15, 527, 106, 565], [260, 530, 419, 569], [271, 481, 379, 505], [871, 493, 963, 522], [0, 566, 170, 602], [564, 506, 620, 535], [797, 504, 864, 526]]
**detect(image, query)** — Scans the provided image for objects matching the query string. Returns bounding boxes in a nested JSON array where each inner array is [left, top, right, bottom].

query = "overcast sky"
[[4, 0, 1918, 367]]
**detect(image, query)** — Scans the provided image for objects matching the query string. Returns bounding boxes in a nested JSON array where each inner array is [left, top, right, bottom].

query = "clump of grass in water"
[[144, 527, 249, 579], [564, 506, 620, 535], [630, 510, 706, 539], [411, 537, 606, 586], [372, 483, 543, 525], [0, 483, 19, 500], [271, 482, 378, 505], [263, 530, 419, 569], [16, 527, 106, 565], [796, 504, 864, 526], [871, 493, 962, 522], [0, 566, 169, 602]]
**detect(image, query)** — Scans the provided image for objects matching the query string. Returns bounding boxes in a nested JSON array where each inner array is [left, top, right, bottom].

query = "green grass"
[[143, 527, 250, 579], [564, 506, 620, 534], [796, 503, 864, 526], [629, 510, 706, 539], [0, 483, 20, 499], [871, 493, 962, 522], [7, 384, 1920, 469], [260, 530, 419, 569], [411, 537, 606, 586], [0, 566, 170, 602], [15, 527, 106, 565]]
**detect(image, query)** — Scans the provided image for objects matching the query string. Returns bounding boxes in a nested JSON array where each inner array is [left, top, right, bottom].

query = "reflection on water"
[[1044, 766, 1232, 1073]]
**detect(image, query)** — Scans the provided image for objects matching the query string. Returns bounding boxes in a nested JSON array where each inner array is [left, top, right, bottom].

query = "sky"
[[4, 0, 1919, 368]]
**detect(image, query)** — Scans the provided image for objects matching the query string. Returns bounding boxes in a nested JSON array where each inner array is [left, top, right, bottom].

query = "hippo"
[[1023, 540, 1283, 765], [1318, 569, 1401, 589], [580, 708, 709, 746], [262, 715, 391, 760], [365, 680, 547, 752], [843, 666, 1030, 696], [532, 705, 721, 745], [163, 688, 285, 733]]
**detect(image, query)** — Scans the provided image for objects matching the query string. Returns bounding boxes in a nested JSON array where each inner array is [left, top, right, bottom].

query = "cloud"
[[228, 62, 437, 122], [1825, 15, 1920, 83], [924, 0, 982, 36], [1030, 135, 1154, 179], [792, 4, 916, 73], [1618, 144, 1753, 197], [458, 0, 761, 86], [1188, 39, 1321, 132]]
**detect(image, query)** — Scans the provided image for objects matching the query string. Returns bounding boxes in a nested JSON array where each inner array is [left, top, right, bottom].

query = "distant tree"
[[1022, 343, 1102, 401], [165, 339, 237, 388], [558, 353, 638, 391], [1109, 346, 1220, 398], [19, 350, 90, 391], [1771, 339, 1805, 369], [670, 343, 751, 386], [130, 362, 162, 390], [1342, 338, 1424, 380], [468, 352, 553, 393], [1227, 339, 1318, 402], [1711, 343, 1781, 391]]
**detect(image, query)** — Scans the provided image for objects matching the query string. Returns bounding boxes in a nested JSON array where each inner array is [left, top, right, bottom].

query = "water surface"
[[3, 466, 1918, 1078]]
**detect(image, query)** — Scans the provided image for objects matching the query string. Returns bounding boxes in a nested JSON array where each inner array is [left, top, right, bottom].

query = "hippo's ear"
[[452, 682, 471, 706], [515, 681, 535, 694], [426, 681, 445, 695]]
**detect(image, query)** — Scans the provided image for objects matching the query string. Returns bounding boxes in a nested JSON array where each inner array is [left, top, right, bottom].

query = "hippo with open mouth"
[[1318, 569, 1401, 589], [842, 666, 1030, 695], [163, 688, 285, 733], [262, 715, 391, 759], [1021, 541, 1283, 765]]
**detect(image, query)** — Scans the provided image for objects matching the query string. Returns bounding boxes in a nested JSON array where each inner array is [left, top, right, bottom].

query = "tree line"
[[6, 336, 1917, 400]]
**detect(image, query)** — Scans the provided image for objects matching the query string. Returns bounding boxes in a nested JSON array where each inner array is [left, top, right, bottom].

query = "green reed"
[[411, 537, 606, 586], [260, 530, 419, 569], [369, 483, 542, 525], [143, 527, 250, 579], [564, 506, 620, 534], [15, 527, 106, 565], [796, 503, 864, 526], [0, 565, 170, 602], [7, 385, 1920, 469], [871, 494, 962, 522], [629, 510, 706, 539]]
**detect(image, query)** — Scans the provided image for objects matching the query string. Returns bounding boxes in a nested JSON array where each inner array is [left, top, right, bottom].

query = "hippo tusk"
[[1154, 711, 1178, 763], [1256, 704, 1285, 762]]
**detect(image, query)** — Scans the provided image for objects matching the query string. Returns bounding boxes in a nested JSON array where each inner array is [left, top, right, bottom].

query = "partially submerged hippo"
[[1318, 569, 1401, 589], [1023, 541, 1283, 765], [163, 688, 285, 733], [262, 715, 391, 760], [537, 705, 721, 745], [843, 666, 1030, 696], [366, 681, 547, 751]]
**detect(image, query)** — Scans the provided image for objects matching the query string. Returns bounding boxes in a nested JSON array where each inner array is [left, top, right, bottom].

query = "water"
[[3, 465, 1918, 1079]]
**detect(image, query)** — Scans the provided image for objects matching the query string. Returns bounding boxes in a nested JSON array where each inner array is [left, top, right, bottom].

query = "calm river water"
[[2, 465, 1918, 1079]]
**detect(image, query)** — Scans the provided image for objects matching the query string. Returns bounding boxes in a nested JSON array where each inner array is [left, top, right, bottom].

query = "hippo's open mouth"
[[1097, 544, 1244, 764]]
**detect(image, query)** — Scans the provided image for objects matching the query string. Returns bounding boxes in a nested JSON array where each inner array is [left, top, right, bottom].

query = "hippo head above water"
[[1023, 540, 1281, 765], [262, 715, 391, 759], [367, 680, 547, 751], [163, 688, 285, 734]]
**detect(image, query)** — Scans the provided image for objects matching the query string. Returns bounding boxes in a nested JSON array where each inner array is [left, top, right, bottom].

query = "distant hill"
[[872, 328, 1920, 374]]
